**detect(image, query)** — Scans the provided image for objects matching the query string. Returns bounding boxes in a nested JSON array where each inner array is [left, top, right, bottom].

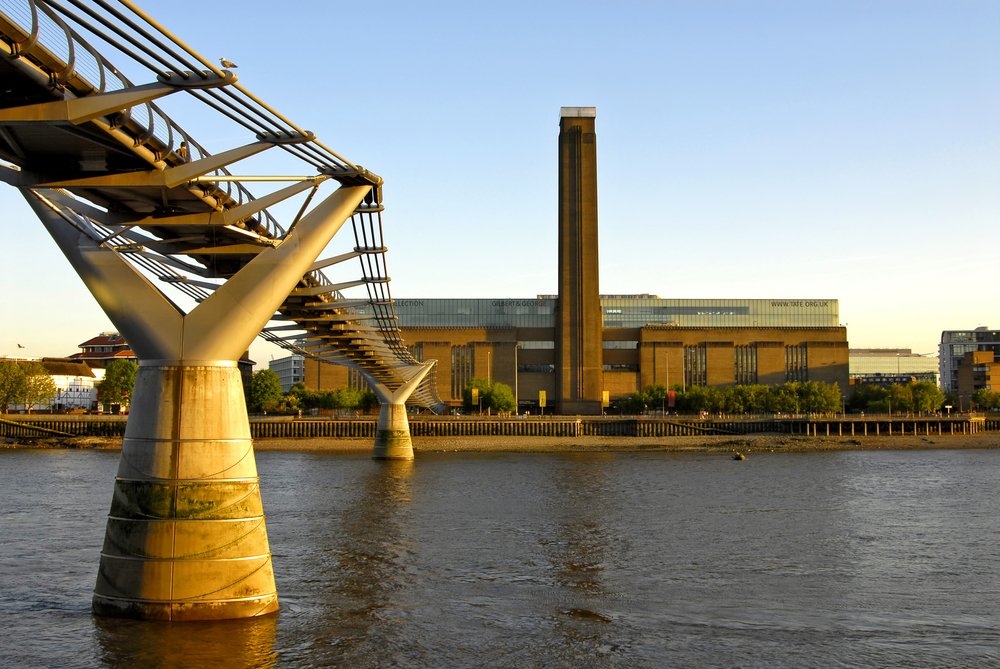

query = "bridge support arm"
[[21, 183, 369, 620], [368, 361, 436, 460]]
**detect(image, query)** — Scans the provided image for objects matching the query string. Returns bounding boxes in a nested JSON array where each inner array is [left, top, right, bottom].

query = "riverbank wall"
[[1, 413, 992, 441]]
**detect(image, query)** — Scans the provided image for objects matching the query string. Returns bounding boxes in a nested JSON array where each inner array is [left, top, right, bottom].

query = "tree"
[[848, 384, 888, 413], [462, 378, 493, 412], [0, 361, 24, 413], [887, 384, 914, 415], [0, 361, 57, 413], [20, 361, 56, 413], [770, 383, 801, 414], [797, 381, 842, 414], [912, 382, 945, 413], [99, 359, 138, 411], [489, 382, 516, 413], [461, 378, 515, 414], [248, 369, 283, 413], [972, 388, 1000, 411]]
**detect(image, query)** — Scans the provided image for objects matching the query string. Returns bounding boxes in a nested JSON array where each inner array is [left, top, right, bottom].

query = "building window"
[[785, 344, 808, 382], [734, 344, 758, 385], [684, 344, 707, 387], [451, 345, 474, 398], [519, 364, 555, 373], [603, 341, 638, 349]]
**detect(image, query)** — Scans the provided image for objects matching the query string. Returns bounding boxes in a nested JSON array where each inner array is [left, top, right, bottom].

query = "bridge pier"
[[24, 184, 369, 619], [371, 362, 435, 460], [93, 361, 278, 620]]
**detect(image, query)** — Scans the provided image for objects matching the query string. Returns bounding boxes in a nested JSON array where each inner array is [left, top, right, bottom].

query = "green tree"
[[20, 361, 56, 413], [357, 388, 378, 412], [99, 359, 138, 411], [796, 381, 842, 414], [461, 378, 516, 414], [770, 383, 801, 413], [0, 361, 25, 413], [248, 369, 283, 413], [887, 384, 914, 414], [617, 390, 646, 414], [462, 378, 493, 412], [972, 388, 1000, 411], [849, 384, 888, 413], [912, 382, 946, 413], [489, 382, 516, 413]]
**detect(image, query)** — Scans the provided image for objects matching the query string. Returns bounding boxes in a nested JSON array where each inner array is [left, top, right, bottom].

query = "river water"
[[2, 446, 999, 668]]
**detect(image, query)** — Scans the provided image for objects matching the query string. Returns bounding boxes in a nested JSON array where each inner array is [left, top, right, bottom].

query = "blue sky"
[[1, 0, 997, 364]]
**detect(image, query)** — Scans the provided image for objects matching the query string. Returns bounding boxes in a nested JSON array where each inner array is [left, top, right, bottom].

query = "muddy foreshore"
[[3, 433, 1000, 454]]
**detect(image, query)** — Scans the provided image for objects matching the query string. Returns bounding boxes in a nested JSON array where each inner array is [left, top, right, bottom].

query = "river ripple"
[[1, 447, 999, 668]]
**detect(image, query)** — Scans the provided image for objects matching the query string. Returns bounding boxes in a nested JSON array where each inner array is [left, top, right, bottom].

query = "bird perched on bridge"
[[219, 57, 238, 69]]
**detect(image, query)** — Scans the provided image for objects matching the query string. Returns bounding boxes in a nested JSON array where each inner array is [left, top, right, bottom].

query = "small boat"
[[732, 451, 746, 461]]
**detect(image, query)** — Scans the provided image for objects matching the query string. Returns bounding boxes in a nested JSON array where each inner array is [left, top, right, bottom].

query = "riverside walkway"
[[2, 414, 990, 440]]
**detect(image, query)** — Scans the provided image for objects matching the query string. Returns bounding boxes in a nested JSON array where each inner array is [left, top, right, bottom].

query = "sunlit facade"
[[304, 107, 850, 412], [940, 328, 1000, 394]]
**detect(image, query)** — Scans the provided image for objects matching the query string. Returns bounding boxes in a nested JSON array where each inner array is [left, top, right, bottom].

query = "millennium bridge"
[[0, 0, 443, 620]]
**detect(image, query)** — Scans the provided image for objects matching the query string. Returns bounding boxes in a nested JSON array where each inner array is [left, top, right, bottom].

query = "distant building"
[[939, 328, 1000, 394], [68, 332, 135, 369], [305, 296, 850, 412], [0, 357, 98, 412], [65, 331, 254, 387], [303, 108, 850, 413], [269, 354, 305, 393], [956, 351, 999, 409], [849, 349, 938, 386], [42, 358, 99, 411]]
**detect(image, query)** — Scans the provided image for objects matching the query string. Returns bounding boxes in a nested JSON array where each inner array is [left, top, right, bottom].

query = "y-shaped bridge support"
[[23, 185, 368, 620], [369, 361, 435, 460]]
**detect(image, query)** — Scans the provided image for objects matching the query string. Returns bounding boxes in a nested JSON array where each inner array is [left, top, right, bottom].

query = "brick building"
[[304, 108, 849, 413]]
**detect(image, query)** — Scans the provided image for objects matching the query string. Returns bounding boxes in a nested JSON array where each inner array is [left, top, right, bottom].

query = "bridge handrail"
[[0, 0, 442, 408]]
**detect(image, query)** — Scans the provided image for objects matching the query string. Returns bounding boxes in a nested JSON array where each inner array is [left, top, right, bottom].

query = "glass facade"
[[734, 344, 758, 385], [392, 298, 556, 328], [785, 344, 808, 382], [940, 329, 1000, 393], [450, 345, 475, 398], [684, 344, 707, 387], [390, 296, 840, 330]]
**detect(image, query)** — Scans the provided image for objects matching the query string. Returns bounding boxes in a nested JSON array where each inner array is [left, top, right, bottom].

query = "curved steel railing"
[[0, 0, 443, 409]]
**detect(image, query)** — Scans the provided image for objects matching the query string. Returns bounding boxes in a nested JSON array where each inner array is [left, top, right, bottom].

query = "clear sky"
[[1, 0, 997, 365]]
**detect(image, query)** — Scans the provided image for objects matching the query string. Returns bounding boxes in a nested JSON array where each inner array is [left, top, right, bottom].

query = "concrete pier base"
[[92, 363, 277, 620], [367, 361, 435, 461], [23, 183, 372, 620], [373, 403, 415, 460]]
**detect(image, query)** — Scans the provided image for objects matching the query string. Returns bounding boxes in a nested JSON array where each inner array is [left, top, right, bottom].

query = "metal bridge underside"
[[0, 0, 443, 409]]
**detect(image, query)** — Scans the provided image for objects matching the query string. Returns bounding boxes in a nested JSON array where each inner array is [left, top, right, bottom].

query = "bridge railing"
[[0, 0, 285, 235], [0, 0, 445, 410]]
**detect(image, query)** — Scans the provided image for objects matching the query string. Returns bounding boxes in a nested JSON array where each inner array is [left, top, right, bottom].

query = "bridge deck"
[[0, 0, 443, 408]]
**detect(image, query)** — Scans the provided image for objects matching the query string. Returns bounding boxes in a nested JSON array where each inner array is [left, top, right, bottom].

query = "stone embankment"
[[4, 432, 999, 454]]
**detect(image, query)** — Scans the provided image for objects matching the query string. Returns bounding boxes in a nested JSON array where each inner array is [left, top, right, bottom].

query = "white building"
[[269, 354, 305, 393], [2, 358, 100, 412]]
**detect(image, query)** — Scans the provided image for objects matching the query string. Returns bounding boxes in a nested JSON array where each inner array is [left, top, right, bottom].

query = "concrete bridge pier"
[[371, 361, 435, 460], [23, 184, 369, 620]]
